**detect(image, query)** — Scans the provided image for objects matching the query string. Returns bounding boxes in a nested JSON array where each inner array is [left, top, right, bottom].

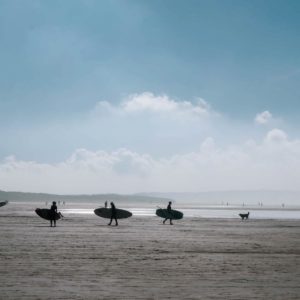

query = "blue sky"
[[0, 0, 299, 193]]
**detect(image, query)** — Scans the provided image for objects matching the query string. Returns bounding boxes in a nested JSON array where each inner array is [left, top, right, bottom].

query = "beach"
[[0, 204, 299, 300]]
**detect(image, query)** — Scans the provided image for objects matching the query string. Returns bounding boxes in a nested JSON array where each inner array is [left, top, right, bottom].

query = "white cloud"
[[1, 129, 300, 194], [94, 92, 215, 117], [122, 92, 177, 112], [255, 110, 273, 124], [264, 128, 288, 143]]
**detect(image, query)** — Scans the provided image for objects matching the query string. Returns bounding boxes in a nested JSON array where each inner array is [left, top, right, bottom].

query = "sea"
[[62, 206, 300, 220]]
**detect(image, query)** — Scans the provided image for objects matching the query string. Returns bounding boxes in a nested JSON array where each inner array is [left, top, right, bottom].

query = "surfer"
[[108, 202, 118, 226], [105, 201, 108, 208], [163, 201, 173, 225], [50, 201, 57, 227]]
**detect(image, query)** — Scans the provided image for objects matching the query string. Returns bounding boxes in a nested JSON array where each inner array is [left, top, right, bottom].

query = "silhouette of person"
[[108, 202, 118, 226], [50, 201, 57, 227], [163, 201, 173, 225], [105, 201, 108, 208]]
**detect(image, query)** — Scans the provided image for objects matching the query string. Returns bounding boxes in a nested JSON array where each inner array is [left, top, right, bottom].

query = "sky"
[[0, 0, 300, 194]]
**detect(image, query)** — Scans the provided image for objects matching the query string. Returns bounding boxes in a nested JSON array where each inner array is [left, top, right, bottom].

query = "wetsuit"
[[50, 203, 57, 227], [108, 203, 118, 226], [163, 203, 173, 225]]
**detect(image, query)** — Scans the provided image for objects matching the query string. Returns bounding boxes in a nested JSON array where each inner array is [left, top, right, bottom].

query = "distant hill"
[[0, 190, 170, 204], [1, 190, 299, 206]]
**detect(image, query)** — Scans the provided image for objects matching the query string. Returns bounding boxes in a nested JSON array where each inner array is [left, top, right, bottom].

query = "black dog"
[[239, 212, 250, 220]]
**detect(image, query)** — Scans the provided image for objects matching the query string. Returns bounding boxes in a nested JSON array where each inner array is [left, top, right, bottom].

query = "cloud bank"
[[1, 129, 299, 194]]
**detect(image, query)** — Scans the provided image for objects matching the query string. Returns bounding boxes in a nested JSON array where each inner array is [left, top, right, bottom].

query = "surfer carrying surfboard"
[[163, 201, 173, 225], [108, 202, 118, 226], [50, 201, 58, 227]]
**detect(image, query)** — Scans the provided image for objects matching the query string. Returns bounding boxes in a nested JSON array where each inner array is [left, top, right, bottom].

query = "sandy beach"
[[0, 204, 299, 300]]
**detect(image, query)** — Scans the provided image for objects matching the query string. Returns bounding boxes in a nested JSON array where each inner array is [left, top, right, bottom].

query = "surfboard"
[[35, 208, 61, 221], [94, 208, 132, 219], [156, 209, 183, 220], [0, 201, 8, 208]]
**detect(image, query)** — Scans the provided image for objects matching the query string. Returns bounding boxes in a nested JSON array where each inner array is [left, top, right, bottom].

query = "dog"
[[239, 212, 250, 220]]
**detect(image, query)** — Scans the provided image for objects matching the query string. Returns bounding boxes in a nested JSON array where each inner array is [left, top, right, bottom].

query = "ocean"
[[60, 206, 300, 220]]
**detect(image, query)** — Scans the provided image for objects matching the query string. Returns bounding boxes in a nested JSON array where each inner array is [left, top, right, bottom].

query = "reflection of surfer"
[[163, 201, 173, 225], [108, 202, 118, 226], [50, 201, 57, 227]]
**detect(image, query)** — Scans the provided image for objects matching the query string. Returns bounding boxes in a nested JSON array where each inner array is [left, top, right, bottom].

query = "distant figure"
[[163, 201, 173, 225], [239, 212, 250, 220], [108, 202, 118, 226], [50, 201, 58, 227], [105, 201, 108, 208]]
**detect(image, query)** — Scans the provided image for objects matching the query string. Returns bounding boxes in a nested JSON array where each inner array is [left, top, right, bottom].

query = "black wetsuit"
[[108, 203, 118, 226], [163, 203, 173, 225], [50, 204, 57, 227]]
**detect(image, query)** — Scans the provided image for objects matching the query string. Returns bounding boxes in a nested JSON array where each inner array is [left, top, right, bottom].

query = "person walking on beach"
[[105, 201, 108, 208], [50, 201, 57, 227], [163, 201, 173, 225], [108, 202, 118, 226]]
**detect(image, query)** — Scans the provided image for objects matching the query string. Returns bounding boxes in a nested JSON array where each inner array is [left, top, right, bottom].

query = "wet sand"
[[0, 207, 299, 299]]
